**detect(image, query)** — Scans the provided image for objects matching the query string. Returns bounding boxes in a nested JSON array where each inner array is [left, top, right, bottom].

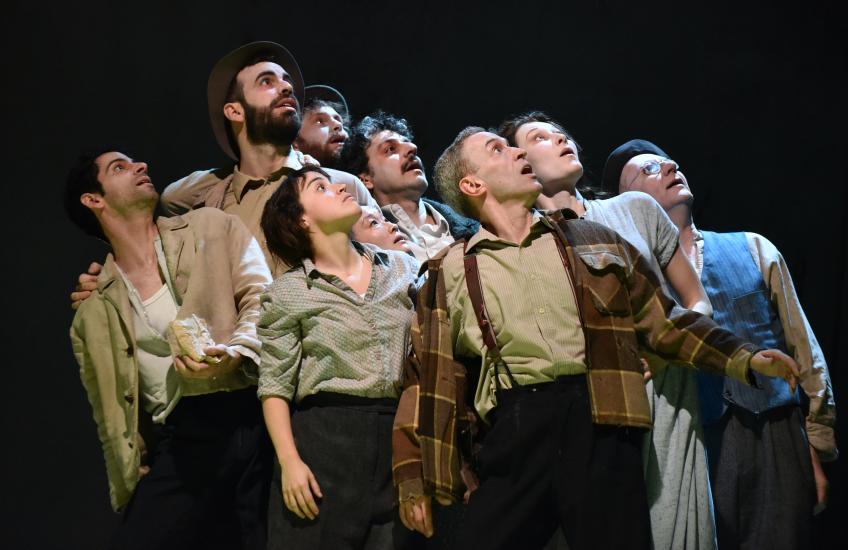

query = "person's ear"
[[80, 193, 104, 211], [358, 172, 374, 191], [223, 101, 244, 123], [459, 174, 485, 199]]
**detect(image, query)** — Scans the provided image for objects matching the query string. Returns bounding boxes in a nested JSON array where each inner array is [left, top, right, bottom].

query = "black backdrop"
[[3, 1, 846, 547]]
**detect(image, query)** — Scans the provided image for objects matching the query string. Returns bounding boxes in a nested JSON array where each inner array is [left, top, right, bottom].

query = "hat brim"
[[304, 84, 349, 121], [207, 41, 305, 161]]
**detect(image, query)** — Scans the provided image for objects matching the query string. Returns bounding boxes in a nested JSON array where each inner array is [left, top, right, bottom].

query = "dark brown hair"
[[498, 111, 608, 200], [261, 165, 330, 266]]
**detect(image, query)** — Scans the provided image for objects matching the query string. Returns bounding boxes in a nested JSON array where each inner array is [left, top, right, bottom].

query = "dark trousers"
[[453, 376, 651, 550], [704, 404, 816, 550], [110, 388, 273, 550], [267, 393, 413, 550]]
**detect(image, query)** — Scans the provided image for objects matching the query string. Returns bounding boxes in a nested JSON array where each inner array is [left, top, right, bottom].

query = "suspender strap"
[[462, 244, 520, 391]]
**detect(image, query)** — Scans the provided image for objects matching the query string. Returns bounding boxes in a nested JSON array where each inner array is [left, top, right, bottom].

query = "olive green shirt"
[[442, 213, 587, 420]]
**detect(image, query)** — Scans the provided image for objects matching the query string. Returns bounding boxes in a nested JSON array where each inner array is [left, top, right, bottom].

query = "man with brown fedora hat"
[[160, 41, 377, 276], [71, 42, 378, 306]]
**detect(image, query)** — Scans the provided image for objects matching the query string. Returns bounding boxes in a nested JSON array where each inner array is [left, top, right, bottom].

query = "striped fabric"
[[392, 209, 759, 503]]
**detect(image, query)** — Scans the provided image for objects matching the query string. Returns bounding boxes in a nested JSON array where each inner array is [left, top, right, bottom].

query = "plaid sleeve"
[[624, 239, 758, 381], [392, 313, 425, 500]]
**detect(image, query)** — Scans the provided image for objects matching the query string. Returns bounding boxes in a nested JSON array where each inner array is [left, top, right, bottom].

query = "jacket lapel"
[[157, 214, 192, 302]]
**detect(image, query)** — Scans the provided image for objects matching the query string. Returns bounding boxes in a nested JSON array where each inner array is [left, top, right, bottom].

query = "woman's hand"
[[280, 457, 323, 520]]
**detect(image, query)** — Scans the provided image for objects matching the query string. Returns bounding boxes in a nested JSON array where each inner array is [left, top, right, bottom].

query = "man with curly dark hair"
[[341, 111, 478, 264]]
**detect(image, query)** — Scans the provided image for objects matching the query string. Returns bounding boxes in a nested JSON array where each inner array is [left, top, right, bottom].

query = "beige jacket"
[[69, 208, 272, 510]]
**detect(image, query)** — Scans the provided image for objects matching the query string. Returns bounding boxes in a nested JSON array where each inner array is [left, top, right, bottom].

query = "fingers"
[[138, 465, 151, 478], [283, 489, 305, 519], [308, 471, 323, 499], [76, 279, 98, 291], [399, 502, 415, 531], [87, 262, 103, 276], [421, 498, 434, 537], [293, 484, 319, 520]]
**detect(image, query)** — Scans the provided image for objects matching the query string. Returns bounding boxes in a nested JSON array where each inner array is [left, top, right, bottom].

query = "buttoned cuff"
[[726, 347, 758, 384], [397, 475, 425, 503]]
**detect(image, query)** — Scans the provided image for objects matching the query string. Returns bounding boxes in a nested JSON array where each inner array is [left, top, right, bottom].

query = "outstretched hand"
[[749, 349, 799, 393]]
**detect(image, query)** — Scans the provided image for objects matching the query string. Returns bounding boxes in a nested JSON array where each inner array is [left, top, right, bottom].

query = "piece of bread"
[[168, 315, 221, 364]]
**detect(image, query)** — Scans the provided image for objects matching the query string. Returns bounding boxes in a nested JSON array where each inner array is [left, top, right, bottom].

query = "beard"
[[243, 98, 302, 148]]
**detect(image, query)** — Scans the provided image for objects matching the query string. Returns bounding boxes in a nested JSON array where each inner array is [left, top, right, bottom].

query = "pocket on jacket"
[[577, 250, 630, 316]]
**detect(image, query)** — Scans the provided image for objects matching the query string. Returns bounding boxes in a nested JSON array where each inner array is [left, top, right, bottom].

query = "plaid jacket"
[[392, 209, 759, 502]]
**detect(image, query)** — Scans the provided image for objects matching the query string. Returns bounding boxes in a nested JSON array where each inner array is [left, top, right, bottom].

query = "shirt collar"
[[231, 151, 303, 203], [465, 209, 549, 253], [382, 200, 450, 234], [301, 241, 389, 283]]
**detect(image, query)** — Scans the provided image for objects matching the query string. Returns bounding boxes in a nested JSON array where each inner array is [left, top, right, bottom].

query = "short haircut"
[[261, 165, 330, 266], [498, 111, 608, 200], [433, 126, 486, 219], [340, 110, 413, 177], [303, 98, 350, 127], [63, 147, 119, 240]]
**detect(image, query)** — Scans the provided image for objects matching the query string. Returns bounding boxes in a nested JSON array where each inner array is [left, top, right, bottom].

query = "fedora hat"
[[304, 84, 349, 121]]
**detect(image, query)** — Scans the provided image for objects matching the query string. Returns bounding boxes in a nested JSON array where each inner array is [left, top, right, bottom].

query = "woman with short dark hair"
[[258, 166, 420, 549]]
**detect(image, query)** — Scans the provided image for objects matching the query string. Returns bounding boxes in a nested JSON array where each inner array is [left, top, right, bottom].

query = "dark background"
[[3, 0, 845, 547]]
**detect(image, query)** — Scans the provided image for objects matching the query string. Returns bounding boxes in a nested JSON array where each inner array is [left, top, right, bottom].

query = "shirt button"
[[538, 307, 546, 314], [530, 274, 537, 280]]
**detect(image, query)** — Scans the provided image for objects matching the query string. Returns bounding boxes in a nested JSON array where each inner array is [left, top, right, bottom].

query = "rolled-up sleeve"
[[747, 232, 837, 460], [257, 292, 303, 400]]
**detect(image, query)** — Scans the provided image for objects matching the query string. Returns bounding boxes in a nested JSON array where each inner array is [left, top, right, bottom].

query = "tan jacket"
[[69, 208, 272, 510]]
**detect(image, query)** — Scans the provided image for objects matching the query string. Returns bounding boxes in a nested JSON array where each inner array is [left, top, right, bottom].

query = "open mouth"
[[393, 234, 407, 244], [559, 147, 575, 157], [329, 135, 346, 144], [521, 164, 534, 175], [136, 176, 152, 186], [666, 178, 684, 189], [403, 158, 424, 173], [273, 97, 298, 112]]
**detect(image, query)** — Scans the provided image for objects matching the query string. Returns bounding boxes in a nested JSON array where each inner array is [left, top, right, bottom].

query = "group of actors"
[[66, 41, 837, 550]]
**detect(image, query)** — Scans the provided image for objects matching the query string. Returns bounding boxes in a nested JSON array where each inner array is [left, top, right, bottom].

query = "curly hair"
[[339, 110, 414, 177], [261, 165, 330, 266]]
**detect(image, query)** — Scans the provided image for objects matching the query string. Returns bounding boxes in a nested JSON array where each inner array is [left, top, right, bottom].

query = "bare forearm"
[[262, 396, 301, 464], [663, 246, 712, 316]]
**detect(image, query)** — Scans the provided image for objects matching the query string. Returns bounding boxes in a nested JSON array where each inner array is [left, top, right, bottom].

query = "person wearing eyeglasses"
[[601, 139, 836, 550], [498, 113, 716, 550]]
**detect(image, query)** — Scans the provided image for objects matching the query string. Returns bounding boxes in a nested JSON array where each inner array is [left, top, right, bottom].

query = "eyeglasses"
[[625, 158, 679, 189]]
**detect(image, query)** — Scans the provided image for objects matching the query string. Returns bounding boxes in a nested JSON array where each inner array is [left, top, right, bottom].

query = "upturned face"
[[298, 171, 362, 233], [351, 206, 410, 253], [513, 121, 583, 192], [297, 105, 348, 165], [361, 130, 428, 198], [620, 153, 693, 211], [90, 152, 159, 213], [461, 131, 541, 205], [228, 61, 302, 147]]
